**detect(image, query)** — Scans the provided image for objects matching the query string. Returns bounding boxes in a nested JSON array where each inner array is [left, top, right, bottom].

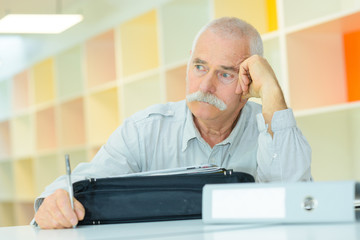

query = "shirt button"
[[273, 153, 278, 158]]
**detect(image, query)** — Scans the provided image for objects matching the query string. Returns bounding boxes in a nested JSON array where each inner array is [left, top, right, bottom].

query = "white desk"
[[1, 220, 360, 240]]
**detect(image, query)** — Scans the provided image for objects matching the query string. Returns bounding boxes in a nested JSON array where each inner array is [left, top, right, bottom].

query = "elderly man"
[[34, 17, 312, 229]]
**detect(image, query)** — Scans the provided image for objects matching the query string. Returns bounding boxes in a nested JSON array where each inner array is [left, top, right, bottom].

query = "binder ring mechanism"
[[302, 196, 318, 211]]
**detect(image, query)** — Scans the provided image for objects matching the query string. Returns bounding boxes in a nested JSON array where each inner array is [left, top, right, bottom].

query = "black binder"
[[73, 170, 254, 225]]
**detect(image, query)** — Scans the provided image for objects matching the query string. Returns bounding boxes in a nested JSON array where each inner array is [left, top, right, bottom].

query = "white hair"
[[191, 17, 263, 56]]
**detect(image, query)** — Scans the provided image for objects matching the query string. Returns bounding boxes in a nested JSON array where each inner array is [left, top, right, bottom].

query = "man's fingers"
[[56, 193, 79, 227], [74, 199, 85, 220]]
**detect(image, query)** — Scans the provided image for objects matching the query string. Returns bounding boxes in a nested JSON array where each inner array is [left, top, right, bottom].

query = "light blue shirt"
[[35, 100, 312, 210]]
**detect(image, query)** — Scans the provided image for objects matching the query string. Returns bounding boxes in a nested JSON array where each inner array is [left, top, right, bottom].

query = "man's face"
[[186, 29, 250, 123]]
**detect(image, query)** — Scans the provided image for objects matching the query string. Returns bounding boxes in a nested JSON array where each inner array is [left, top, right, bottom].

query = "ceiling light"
[[0, 14, 83, 34]]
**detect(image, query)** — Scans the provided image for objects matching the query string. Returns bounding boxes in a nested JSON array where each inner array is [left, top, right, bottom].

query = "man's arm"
[[33, 118, 142, 228], [237, 55, 312, 182], [237, 55, 287, 136]]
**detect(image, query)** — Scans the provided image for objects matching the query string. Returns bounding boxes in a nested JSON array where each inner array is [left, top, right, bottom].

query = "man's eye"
[[218, 72, 237, 84], [221, 73, 231, 78], [195, 65, 206, 71]]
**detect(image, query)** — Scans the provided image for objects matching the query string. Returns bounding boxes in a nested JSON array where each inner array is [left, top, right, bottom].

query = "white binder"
[[202, 181, 360, 223]]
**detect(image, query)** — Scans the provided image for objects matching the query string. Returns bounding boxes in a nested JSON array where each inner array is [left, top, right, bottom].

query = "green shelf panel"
[[123, 73, 162, 118], [0, 79, 11, 121], [55, 45, 84, 100], [160, 0, 210, 65]]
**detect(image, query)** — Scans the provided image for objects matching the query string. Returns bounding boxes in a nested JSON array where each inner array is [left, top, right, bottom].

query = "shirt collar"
[[182, 103, 250, 153]]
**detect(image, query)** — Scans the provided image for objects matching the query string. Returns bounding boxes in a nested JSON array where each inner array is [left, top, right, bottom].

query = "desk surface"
[[1, 220, 360, 240]]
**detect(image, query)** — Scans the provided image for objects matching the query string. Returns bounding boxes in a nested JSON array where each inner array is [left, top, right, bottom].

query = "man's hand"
[[236, 55, 287, 135], [34, 189, 85, 229]]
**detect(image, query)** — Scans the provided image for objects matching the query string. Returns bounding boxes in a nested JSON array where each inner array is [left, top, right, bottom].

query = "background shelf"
[[0, 79, 11, 121], [119, 10, 159, 77], [14, 158, 36, 201], [123, 73, 163, 118], [55, 45, 84, 101], [165, 65, 187, 102], [0, 161, 14, 201], [1, 0, 360, 227], [87, 87, 120, 145], [12, 70, 30, 112], [214, 0, 278, 34], [32, 58, 56, 105], [11, 114, 34, 157], [59, 98, 86, 147], [36, 107, 57, 151], [160, 0, 210, 66], [0, 121, 11, 160], [85, 30, 116, 89]]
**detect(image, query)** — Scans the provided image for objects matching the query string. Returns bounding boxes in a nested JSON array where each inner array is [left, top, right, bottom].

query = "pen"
[[65, 154, 76, 228]]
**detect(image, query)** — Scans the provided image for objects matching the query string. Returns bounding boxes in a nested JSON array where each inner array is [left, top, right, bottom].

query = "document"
[[115, 164, 223, 177]]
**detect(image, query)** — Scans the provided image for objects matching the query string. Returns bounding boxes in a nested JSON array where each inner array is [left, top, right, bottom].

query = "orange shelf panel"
[[165, 65, 187, 102], [12, 70, 30, 111], [36, 107, 57, 151], [59, 98, 86, 147], [85, 30, 117, 88], [344, 30, 360, 102], [0, 121, 11, 159]]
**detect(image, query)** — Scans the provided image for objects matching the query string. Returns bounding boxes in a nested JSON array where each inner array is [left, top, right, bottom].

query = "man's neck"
[[193, 111, 241, 148]]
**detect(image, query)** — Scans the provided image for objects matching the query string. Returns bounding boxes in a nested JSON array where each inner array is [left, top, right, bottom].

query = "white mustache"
[[186, 91, 227, 111]]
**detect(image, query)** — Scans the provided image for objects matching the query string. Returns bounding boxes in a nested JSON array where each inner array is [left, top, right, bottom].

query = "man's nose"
[[199, 72, 216, 93]]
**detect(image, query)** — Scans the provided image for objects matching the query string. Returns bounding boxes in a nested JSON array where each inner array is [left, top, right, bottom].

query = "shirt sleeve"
[[33, 117, 142, 212], [255, 108, 312, 182]]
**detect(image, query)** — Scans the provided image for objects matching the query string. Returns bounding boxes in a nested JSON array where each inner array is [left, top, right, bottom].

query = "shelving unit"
[[0, 0, 360, 227]]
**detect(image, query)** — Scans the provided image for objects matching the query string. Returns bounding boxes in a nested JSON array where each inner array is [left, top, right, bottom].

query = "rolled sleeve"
[[256, 109, 312, 183]]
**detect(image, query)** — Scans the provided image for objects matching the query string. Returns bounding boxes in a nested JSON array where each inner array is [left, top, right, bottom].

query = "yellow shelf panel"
[[14, 202, 34, 226], [0, 161, 14, 201], [123, 74, 162, 118], [0, 121, 11, 160], [32, 58, 56, 105], [213, 0, 278, 34], [165, 65, 187, 102], [160, 0, 210, 65], [87, 87, 120, 145], [0, 79, 11, 121], [0, 202, 15, 227], [11, 114, 33, 157], [55, 45, 84, 100], [34, 154, 60, 196], [85, 30, 116, 89], [120, 9, 159, 77], [36, 107, 57, 151], [59, 98, 86, 147], [12, 70, 30, 111], [14, 158, 36, 201]]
